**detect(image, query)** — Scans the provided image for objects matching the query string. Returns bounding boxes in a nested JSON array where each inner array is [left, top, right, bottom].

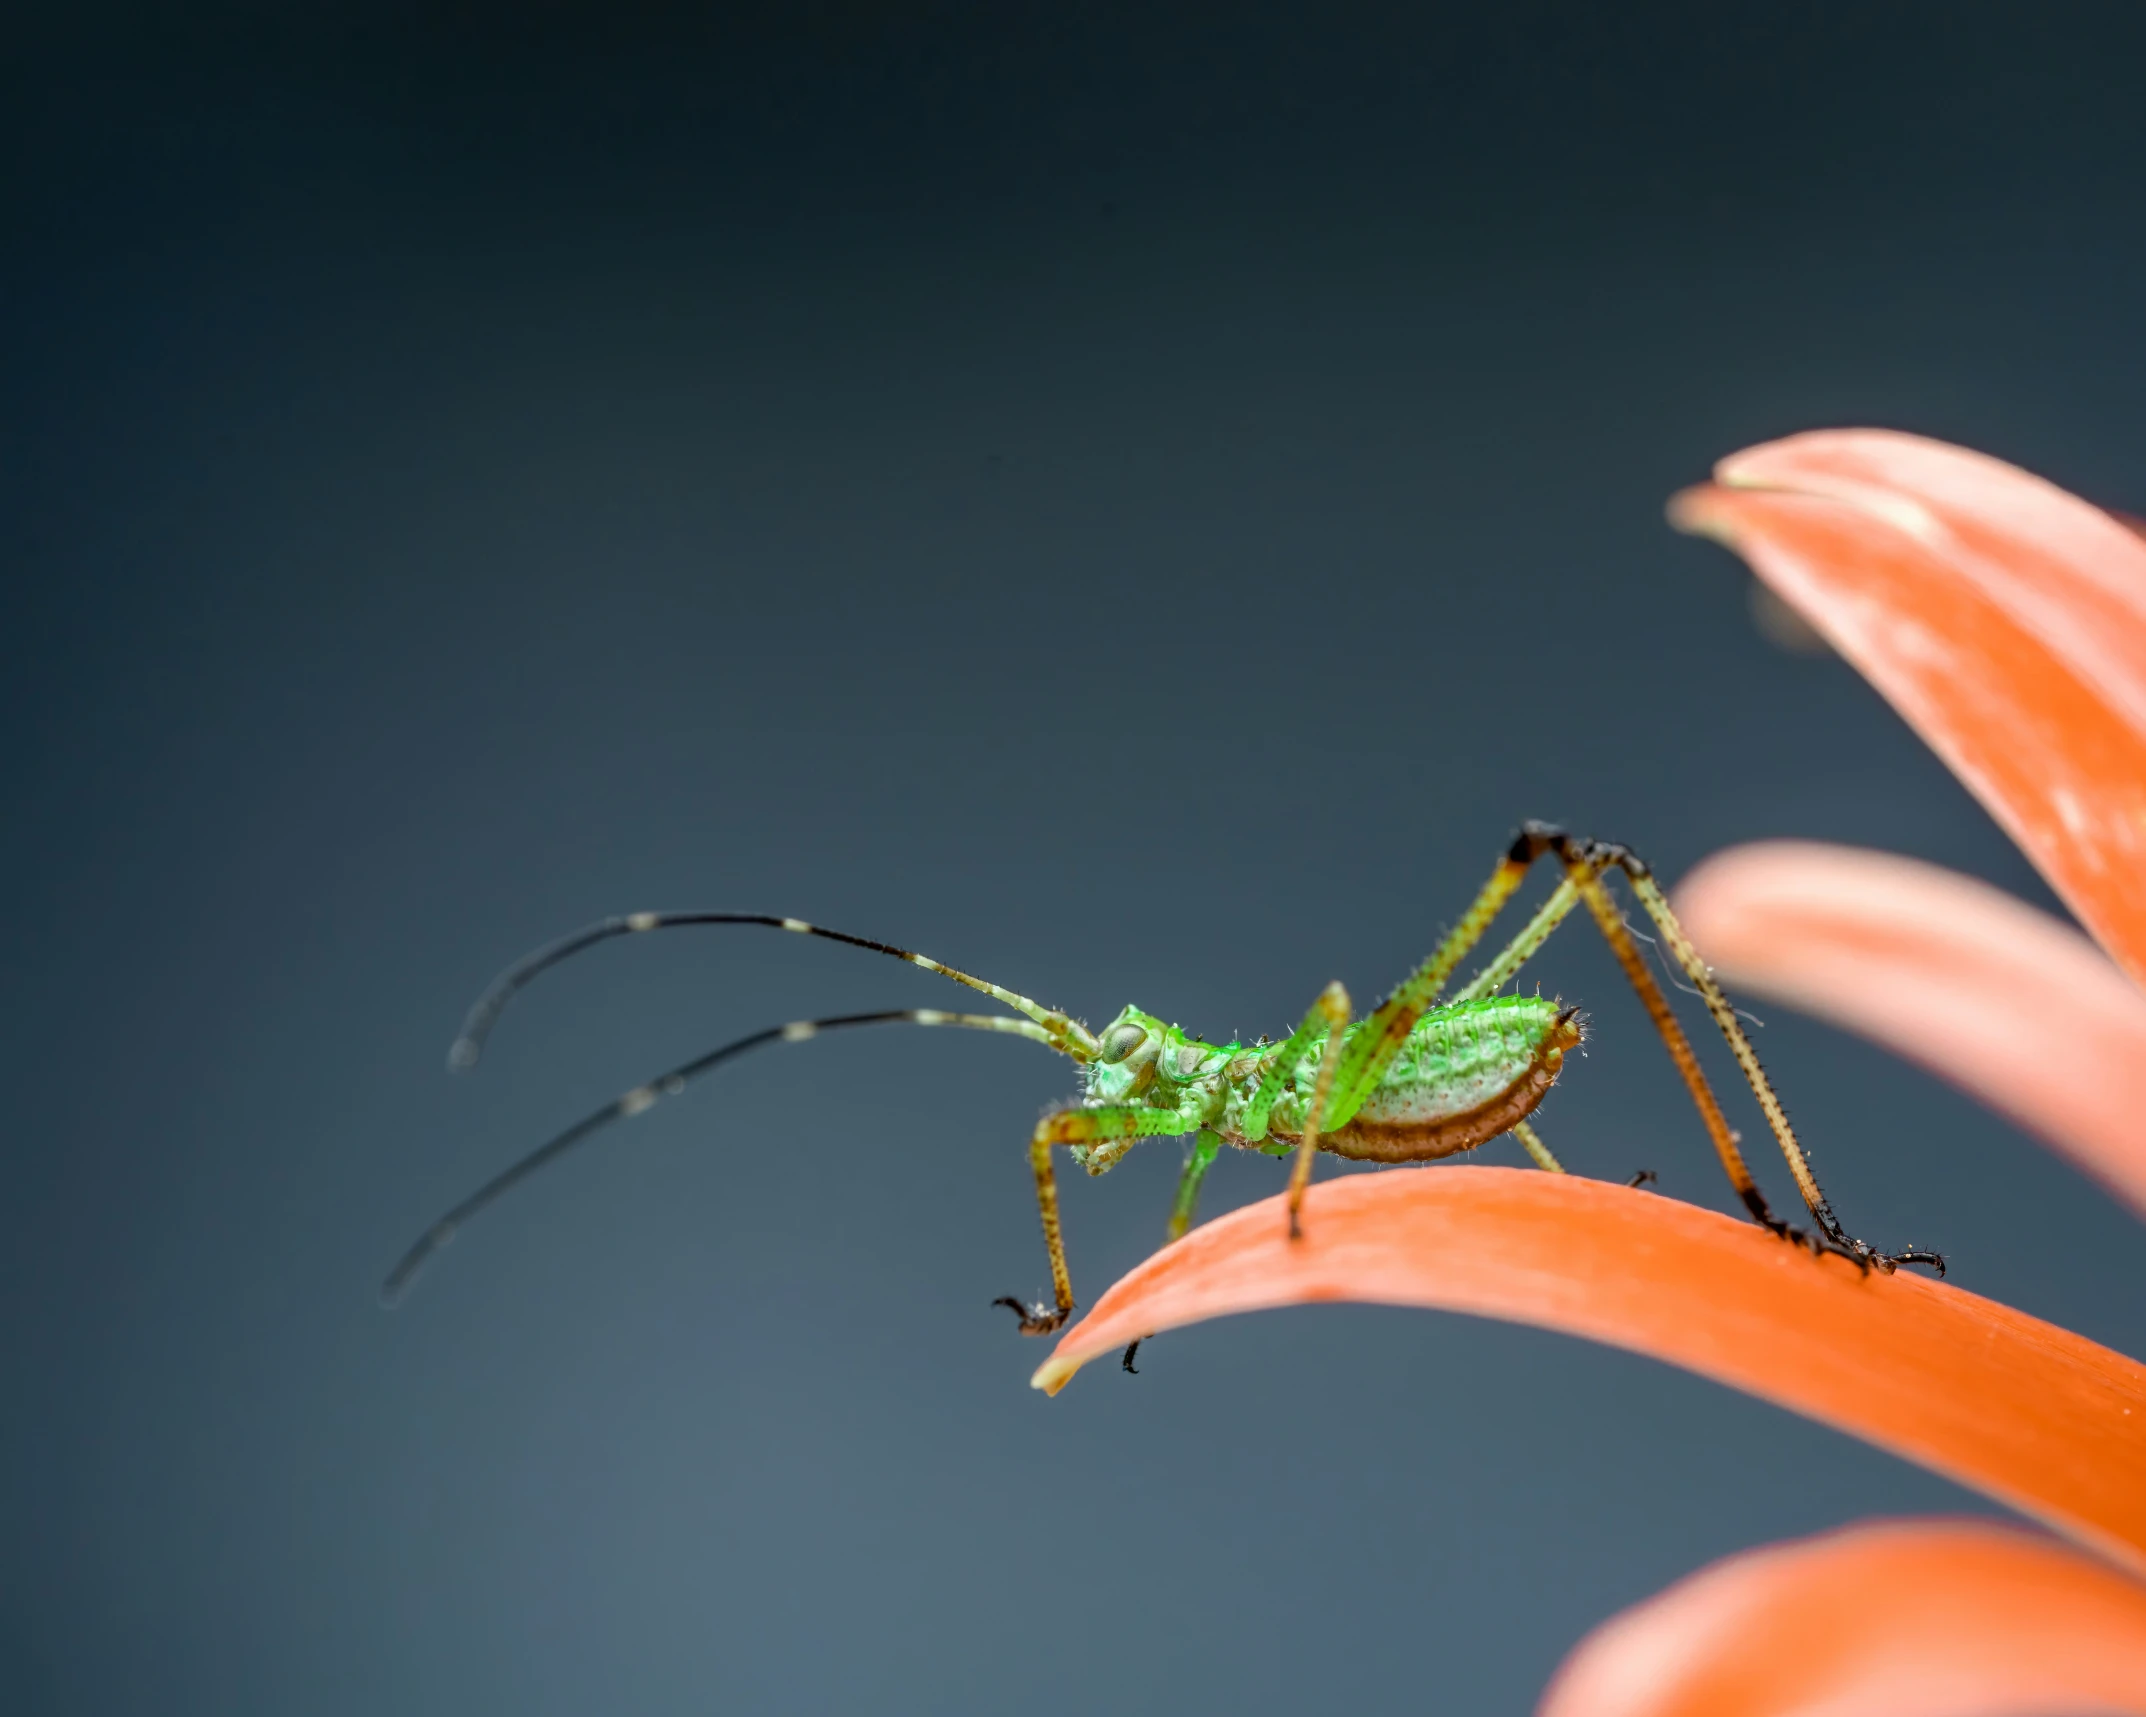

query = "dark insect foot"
[[1787, 1230, 1948, 1280], [1121, 1340, 1141, 1374], [992, 1295, 1070, 1336], [1626, 1169, 1658, 1189], [1741, 1188, 1933, 1277], [1761, 1218, 1874, 1274]]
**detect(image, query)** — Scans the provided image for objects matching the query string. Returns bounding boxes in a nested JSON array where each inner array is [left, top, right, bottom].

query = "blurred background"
[[7, 4, 2145, 1711]]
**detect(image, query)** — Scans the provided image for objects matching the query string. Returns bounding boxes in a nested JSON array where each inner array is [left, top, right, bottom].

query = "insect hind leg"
[[1509, 1119, 1566, 1173], [1513, 822, 1941, 1276]]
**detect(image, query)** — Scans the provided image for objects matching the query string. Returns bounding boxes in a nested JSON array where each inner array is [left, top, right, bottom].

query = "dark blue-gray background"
[[7, 6, 2145, 1712]]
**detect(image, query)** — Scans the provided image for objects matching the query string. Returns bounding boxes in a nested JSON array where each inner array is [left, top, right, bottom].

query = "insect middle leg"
[[1232, 980, 1355, 1237], [1166, 1129, 1225, 1243], [998, 1103, 1192, 1335], [1284, 982, 1353, 1238]]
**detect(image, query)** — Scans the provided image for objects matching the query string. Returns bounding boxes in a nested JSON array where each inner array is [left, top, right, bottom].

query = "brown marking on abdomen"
[[1272, 1011, 1582, 1165]]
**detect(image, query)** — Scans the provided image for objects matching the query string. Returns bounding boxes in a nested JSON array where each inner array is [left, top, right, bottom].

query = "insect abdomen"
[[1314, 994, 1580, 1164]]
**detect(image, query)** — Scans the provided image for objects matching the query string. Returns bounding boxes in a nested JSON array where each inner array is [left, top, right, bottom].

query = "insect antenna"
[[1621, 913, 1769, 1029], [385, 1006, 1072, 1306], [448, 912, 1098, 1069]]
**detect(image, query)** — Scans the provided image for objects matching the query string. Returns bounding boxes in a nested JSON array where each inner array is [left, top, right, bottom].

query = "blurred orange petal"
[[1670, 429, 2146, 983], [1675, 841, 2146, 1220], [1538, 1519, 2146, 1717], [1033, 1169, 2146, 1569]]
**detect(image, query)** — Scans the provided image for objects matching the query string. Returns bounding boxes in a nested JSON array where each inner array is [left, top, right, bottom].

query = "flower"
[[1038, 429, 2146, 1712]]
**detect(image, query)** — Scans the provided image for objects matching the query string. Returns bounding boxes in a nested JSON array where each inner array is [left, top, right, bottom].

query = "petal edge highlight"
[[1034, 1169, 2146, 1570], [1676, 841, 2146, 1220], [1538, 1519, 2146, 1717], [1671, 429, 2146, 984]]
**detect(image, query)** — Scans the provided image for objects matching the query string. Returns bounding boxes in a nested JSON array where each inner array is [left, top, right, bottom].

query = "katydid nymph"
[[381, 824, 1945, 1348]]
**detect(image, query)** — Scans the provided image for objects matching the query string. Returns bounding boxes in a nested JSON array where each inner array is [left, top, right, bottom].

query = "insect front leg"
[[996, 1103, 1190, 1336]]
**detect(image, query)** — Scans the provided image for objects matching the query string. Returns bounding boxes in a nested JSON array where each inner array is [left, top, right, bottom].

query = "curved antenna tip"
[[447, 1037, 481, 1073], [379, 1222, 455, 1307]]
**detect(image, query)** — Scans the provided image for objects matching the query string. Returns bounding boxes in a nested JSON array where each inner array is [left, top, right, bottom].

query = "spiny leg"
[[1612, 853, 1942, 1274], [1510, 1119, 1566, 1173], [1363, 821, 1936, 1272], [1325, 825, 1760, 1207], [1329, 825, 1699, 1145], [1447, 864, 1649, 1190], [1314, 854, 1586, 1134], [1326, 850, 1542, 1125], [1240, 988, 1352, 1145], [1504, 825, 1853, 1262], [1449, 880, 1581, 1004], [1286, 981, 1353, 1238], [999, 1103, 1191, 1336], [1507, 823, 1941, 1275]]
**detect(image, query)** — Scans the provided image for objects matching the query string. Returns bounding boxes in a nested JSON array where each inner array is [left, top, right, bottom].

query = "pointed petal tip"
[[1670, 431, 2146, 983], [1665, 482, 1732, 541]]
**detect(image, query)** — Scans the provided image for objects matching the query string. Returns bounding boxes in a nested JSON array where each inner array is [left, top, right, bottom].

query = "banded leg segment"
[[1531, 831, 1789, 1239], [1328, 852, 1537, 1124], [1510, 823, 1938, 1272], [1613, 862, 1943, 1272], [1497, 823, 1835, 1251], [1618, 869, 1834, 1222], [1450, 880, 1581, 1004], [1330, 820, 1936, 1272], [1003, 1102, 1194, 1334]]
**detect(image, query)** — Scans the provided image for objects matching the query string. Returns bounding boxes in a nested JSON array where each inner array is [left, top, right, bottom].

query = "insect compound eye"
[[1099, 1022, 1149, 1064]]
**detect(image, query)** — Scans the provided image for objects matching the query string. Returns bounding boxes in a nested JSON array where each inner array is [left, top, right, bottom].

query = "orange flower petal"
[[1538, 1519, 2146, 1717], [1675, 841, 2146, 1220], [1670, 429, 2146, 983], [1032, 1169, 2146, 1570]]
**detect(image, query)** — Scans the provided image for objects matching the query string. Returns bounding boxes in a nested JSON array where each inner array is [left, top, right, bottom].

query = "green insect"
[[382, 823, 1944, 1338]]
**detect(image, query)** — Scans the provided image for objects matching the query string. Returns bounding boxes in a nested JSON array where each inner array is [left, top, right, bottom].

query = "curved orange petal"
[[1538, 1519, 2146, 1717], [1670, 429, 2146, 984], [1675, 841, 2146, 1220], [1032, 1169, 2146, 1569]]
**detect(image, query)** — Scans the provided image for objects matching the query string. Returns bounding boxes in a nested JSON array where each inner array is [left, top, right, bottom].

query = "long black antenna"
[[448, 912, 1098, 1069], [385, 1006, 1068, 1306]]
